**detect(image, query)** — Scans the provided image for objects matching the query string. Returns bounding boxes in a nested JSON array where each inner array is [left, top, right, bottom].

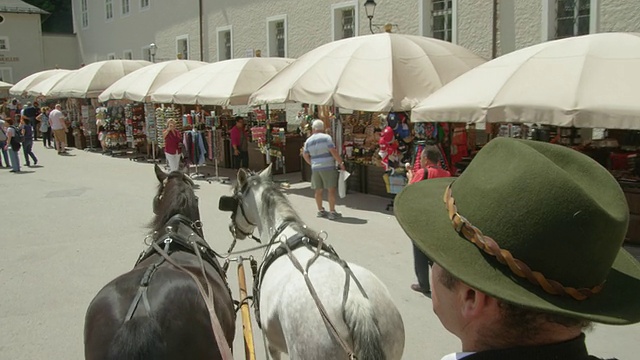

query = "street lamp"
[[364, 0, 377, 34], [149, 43, 157, 63]]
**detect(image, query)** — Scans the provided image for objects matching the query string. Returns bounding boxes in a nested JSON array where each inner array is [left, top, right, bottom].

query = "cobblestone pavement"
[[1, 142, 639, 359]]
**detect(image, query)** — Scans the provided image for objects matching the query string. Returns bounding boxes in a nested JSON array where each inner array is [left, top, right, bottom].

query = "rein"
[[134, 215, 233, 360], [220, 176, 366, 359]]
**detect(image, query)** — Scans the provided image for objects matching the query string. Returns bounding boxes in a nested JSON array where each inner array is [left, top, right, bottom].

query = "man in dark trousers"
[[21, 102, 38, 140], [230, 116, 249, 169], [395, 137, 640, 360]]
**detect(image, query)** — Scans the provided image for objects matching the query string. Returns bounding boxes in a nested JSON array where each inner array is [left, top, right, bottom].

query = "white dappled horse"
[[220, 166, 404, 360]]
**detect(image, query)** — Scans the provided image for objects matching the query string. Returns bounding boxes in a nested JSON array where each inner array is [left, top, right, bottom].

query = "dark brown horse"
[[84, 165, 236, 360]]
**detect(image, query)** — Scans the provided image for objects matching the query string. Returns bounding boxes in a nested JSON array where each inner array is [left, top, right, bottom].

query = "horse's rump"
[[85, 253, 236, 360]]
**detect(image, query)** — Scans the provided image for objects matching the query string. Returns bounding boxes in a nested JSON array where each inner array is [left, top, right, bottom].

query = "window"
[[122, 0, 130, 15], [0, 37, 9, 51], [217, 26, 233, 61], [81, 0, 89, 28], [432, 0, 453, 42], [107, 53, 116, 60], [106, 0, 113, 20], [556, 0, 590, 38], [141, 0, 149, 10], [176, 35, 189, 60], [331, 2, 358, 40], [0, 67, 12, 83], [420, 1, 457, 43], [267, 15, 287, 58], [123, 50, 133, 59]]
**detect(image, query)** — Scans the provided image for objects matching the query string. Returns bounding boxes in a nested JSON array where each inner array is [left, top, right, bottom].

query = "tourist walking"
[[3, 117, 21, 172], [302, 119, 346, 220], [49, 104, 68, 154], [0, 117, 11, 168], [162, 119, 182, 172], [37, 106, 52, 148], [19, 117, 38, 166]]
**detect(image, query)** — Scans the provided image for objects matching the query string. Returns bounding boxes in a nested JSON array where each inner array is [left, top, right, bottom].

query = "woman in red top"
[[163, 119, 182, 172], [406, 145, 451, 296]]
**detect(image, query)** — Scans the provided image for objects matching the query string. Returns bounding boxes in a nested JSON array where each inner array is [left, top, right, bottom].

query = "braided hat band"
[[443, 184, 604, 301]]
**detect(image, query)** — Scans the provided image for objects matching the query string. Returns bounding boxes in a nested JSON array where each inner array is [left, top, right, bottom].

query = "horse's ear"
[[154, 164, 167, 183], [259, 164, 272, 179], [237, 168, 249, 186]]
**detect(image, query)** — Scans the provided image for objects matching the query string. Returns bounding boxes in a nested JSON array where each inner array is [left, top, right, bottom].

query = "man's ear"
[[460, 286, 497, 322]]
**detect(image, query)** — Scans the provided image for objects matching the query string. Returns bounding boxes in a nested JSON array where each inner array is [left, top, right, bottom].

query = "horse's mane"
[[248, 175, 318, 240], [149, 172, 198, 235]]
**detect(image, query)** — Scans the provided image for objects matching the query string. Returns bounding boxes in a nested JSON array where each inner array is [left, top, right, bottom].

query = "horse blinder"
[[218, 195, 238, 212]]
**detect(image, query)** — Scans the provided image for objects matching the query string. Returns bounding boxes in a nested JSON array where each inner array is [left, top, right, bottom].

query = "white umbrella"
[[98, 60, 207, 102], [9, 69, 70, 96], [48, 60, 151, 99], [0, 80, 13, 98], [26, 70, 75, 97], [249, 33, 486, 112], [412, 32, 640, 129], [151, 57, 294, 105]]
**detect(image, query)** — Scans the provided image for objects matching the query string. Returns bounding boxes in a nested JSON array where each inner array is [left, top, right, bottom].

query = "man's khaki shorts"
[[311, 169, 338, 190]]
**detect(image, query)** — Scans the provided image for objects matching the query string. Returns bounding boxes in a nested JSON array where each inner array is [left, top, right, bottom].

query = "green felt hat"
[[394, 137, 640, 324]]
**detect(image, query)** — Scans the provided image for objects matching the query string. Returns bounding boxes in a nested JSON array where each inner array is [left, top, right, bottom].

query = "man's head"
[[55, 104, 62, 110], [395, 138, 640, 333], [26, 102, 32, 107], [311, 119, 325, 133], [235, 116, 244, 128], [420, 145, 441, 167]]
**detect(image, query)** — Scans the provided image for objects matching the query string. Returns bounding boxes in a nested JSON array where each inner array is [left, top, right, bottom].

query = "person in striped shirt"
[[302, 119, 346, 220]]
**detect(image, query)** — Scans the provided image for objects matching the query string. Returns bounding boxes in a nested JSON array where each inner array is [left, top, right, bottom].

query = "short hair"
[[312, 119, 325, 131], [235, 116, 244, 124], [436, 266, 592, 340], [55, 104, 62, 109], [421, 145, 442, 163]]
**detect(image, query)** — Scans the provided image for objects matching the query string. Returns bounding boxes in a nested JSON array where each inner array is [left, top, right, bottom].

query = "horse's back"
[[260, 250, 405, 359], [84, 255, 235, 360]]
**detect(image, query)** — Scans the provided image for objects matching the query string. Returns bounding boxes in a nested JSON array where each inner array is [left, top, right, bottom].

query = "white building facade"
[[70, 0, 640, 65], [0, 0, 48, 83]]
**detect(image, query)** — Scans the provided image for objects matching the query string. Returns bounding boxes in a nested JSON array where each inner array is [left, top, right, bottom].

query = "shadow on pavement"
[[13, 170, 36, 174], [282, 186, 395, 216], [329, 217, 368, 225]]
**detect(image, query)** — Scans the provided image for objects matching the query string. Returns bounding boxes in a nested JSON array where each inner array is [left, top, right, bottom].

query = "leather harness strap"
[[125, 215, 233, 360], [252, 225, 360, 359], [151, 239, 234, 360]]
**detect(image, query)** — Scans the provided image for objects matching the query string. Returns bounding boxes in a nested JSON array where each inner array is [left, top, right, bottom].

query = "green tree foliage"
[[23, 0, 73, 34]]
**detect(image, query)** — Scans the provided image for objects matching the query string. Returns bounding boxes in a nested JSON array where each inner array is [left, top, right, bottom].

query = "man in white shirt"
[[49, 104, 68, 154]]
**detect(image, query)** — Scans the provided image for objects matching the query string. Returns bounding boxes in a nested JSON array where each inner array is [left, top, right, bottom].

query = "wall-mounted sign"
[[0, 56, 19, 63]]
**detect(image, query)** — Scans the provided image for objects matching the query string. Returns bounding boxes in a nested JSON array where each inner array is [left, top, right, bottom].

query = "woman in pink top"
[[163, 119, 182, 172]]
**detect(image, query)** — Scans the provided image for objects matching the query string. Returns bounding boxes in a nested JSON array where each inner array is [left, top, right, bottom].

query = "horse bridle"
[[153, 176, 200, 216], [219, 183, 261, 243]]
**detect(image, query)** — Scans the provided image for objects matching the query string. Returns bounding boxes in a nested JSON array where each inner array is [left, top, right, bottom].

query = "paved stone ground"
[[1, 142, 639, 359]]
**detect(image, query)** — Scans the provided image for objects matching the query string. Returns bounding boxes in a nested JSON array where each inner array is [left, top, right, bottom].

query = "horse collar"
[[165, 213, 203, 237]]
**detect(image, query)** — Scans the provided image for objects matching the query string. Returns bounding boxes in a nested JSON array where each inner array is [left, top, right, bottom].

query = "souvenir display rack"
[[124, 103, 146, 150]]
